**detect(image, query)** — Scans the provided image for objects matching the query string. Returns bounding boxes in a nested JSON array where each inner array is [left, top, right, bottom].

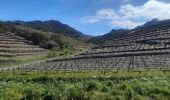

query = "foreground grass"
[[0, 70, 170, 100]]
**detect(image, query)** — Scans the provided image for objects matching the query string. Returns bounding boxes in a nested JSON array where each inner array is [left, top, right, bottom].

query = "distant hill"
[[134, 18, 170, 30], [88, 19, 170, 45], [88, 29, 129, 45], [6, 20, 90, 39], [0, 20, 92, 51]]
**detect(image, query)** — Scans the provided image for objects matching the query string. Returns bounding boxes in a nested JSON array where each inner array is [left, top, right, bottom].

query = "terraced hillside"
[[1, 19, 170, 71], [0, 20, 93, 68], [0, 32, 47, 57], [3, 21, 170, 72], [0, 32, 48, 67]]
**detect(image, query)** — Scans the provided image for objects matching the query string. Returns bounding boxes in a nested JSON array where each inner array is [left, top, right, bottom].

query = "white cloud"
[[80, 0, 170, 29], [111, 20, 144, 29], [80, 9, 118, 24], [120, 0, 170, 20]]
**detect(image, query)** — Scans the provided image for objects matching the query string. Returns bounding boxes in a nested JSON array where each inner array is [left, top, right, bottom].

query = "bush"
[[41, 40, 58, 49], [15, 30, 72, 51], [47, 51, 58, 58], [86, 81, 102, 92]]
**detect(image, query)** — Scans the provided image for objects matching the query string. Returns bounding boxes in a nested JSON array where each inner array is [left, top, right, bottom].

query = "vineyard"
[[5, 23, 170, 72], [1, 22, 170, 100], [0, 32, 47, 57], [1, 0, 170, 99], [0, 32, 47, 67]]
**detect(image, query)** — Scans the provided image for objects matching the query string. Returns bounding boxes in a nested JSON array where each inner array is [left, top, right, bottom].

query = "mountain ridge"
[[89, 18, 170, 45], [0, 20, 92, 51], [3, 20, 89, 38], [1, 18, 170, 46]]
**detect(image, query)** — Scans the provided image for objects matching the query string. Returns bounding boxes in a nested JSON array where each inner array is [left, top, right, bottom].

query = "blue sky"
[[0, 0, 170, 35]]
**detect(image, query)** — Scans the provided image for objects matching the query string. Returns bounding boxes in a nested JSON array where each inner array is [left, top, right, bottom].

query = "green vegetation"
[[46, 48, 74, 58], [0, 22, 15, 33], [0, 48, 74, 67], [0, 70, 170, 100], [1, 19, 170, 100], [0, 54, 47, 67], [0, 23, 78, 67], [0, 21, 89, 50], [15, 29, 72, 50]]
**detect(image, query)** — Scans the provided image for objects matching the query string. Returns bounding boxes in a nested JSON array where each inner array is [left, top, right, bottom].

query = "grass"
[[0, 70, 170, 100], [0, 54, 47, 68], [0, 48, 75, 68], [1, 69, 170, 79]]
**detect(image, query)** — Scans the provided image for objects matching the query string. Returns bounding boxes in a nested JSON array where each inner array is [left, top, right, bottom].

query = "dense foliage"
[[0, 22, 73, 51], [0, 71, 170, 100], [15, 30, 71, 51], [0, 22, 15, 33], [0, 22, 75, 67]]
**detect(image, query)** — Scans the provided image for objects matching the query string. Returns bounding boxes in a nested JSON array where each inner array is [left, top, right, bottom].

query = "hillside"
[[12, 18, 170, 71], [135, 18, 170, 29], [88, 19, 170, 45], [0, 20, 92, 67], [15, 25, 90, 50], [0, 20, 92, 51], [0, 32, 48, 67], [0, 32, 47, 57], [2, 18, 170, 69], [7, 20, 90, 39]]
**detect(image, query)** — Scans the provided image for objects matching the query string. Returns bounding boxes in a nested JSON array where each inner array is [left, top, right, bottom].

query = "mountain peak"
[[135, 18, 170, 29], [143, 18, 160, 26], [150, 18, 159, 22]]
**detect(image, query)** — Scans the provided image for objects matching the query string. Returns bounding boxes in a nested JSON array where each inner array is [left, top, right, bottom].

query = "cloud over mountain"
[[80, 0, 170, 29]]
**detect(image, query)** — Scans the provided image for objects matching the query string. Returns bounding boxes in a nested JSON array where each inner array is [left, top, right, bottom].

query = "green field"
[[0, 70, 170, 100], [0, 48, 74, 68]]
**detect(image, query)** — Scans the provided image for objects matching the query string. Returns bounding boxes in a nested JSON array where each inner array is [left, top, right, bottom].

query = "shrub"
[[41, 40, 58, 49], [86, 81, 100, 92]]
